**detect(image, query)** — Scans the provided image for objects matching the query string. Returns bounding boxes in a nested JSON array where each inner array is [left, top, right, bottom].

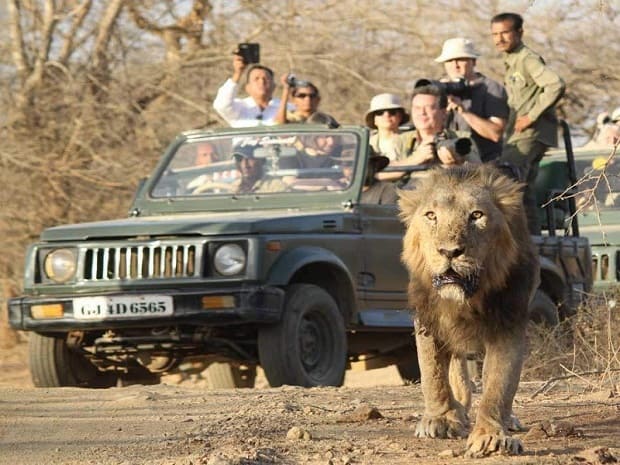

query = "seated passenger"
[[283, 132, 341, 170], [364, 93, 411, 161], [378, 84, 480, 182], [234, 145, 292, 194], [194, 142, 219, 166], [361, 151, 398, 204], [186, 142, 222, 191], [194, 145, 288, 194], [397, 84, 480, 166], [275, 129, 347, 191]]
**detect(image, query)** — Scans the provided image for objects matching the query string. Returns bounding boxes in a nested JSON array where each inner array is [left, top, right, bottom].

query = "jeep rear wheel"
[[29, 333, 117, 388], [258, 284, 346, 387]]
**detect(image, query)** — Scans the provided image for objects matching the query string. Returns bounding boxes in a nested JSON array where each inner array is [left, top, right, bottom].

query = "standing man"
[[213, 53, 287, 127], [491, 12, 565, 234], [434, 37, 509, 163]]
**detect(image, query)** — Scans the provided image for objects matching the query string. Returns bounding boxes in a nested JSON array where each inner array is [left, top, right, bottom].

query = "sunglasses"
[[375, 109, 401, 117], [295, 92, 318, 99]]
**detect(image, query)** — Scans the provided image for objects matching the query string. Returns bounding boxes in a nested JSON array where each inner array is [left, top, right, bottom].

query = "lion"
[[398, 164, 539, 458]]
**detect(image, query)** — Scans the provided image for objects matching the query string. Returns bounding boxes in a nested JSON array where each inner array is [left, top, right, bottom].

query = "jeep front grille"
[[83, 243, 202, 281]]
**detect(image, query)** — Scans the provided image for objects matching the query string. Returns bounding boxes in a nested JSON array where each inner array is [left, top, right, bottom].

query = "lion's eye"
[[425, 211, 436, 220], [470, 210, 484, 220]]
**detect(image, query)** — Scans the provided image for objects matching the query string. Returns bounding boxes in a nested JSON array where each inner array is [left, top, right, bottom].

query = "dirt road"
[[0, 342, 618, 465]]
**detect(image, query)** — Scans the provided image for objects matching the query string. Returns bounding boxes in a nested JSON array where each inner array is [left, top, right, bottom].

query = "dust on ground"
[[0, 341, 618, 465]]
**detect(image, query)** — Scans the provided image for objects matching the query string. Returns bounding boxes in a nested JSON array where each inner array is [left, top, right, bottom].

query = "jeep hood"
[[39, 209, 357, 241], [579, 222, 620, 246]]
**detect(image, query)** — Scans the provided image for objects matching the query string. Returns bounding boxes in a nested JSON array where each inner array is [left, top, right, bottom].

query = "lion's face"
[[399, 166, 527, 303]]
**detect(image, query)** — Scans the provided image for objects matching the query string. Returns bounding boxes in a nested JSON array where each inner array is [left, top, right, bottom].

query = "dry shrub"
[[523, 290, 620, 392]]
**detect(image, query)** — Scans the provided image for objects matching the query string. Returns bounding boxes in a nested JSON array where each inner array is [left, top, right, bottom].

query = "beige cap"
[[435, 38, 480, 63], [364, 93, 410, 129], [611, 106, 620, 122]]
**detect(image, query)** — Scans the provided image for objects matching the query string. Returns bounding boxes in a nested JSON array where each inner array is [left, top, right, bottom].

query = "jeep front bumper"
[[8, 285, 284, 332]]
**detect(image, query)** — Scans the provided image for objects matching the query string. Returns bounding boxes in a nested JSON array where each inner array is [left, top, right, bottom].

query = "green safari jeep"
[[541, 141, 620, 290], [8, 124, 592, 388]]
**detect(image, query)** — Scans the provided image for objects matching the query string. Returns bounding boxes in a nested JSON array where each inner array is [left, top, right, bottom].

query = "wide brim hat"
[[434, 37, 480, 63], [364, 93, 410, 129]]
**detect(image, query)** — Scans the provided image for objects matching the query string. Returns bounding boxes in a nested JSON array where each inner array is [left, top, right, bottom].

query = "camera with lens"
[[433, 133, 472, 160], [415, 77, 472, 99], [285, 74, 310, 88], [286, 73, 298, 87]]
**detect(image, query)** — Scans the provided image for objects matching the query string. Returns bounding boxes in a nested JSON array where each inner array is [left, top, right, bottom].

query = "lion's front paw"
[[465, 428, 523, 457], [415, 411, 468, 439]]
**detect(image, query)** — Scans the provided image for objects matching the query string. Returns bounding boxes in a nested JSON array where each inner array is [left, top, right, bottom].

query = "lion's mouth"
[[432, 268, 479, 297]]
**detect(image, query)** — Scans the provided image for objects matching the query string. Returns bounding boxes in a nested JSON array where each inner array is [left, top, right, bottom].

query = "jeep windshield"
[[151, 130, 360, 199]]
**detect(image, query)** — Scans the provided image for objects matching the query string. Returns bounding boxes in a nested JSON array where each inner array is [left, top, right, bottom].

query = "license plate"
[[73, 295, 173, 320]]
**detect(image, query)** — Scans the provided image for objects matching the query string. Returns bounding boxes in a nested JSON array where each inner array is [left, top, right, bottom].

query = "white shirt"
[[213, 78, 289, 127]]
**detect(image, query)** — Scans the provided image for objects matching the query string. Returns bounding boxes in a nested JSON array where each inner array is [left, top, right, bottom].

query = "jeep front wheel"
[[29, 333, 116, 388], [258, 284, 346, 387]]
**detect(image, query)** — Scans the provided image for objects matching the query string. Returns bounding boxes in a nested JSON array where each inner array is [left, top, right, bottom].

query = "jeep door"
[[357, 202, 409, 310]]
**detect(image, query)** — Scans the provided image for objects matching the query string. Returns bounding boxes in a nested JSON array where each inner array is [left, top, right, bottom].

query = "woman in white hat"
[[364, 93, 411, 161]]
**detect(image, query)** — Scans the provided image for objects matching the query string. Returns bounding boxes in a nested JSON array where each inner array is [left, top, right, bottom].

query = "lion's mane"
[[398, 165, 539, 353]]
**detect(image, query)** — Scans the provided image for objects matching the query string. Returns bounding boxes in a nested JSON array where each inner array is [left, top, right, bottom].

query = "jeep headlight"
[[213, 244, 246, 276], [43, 248, 77, 283]]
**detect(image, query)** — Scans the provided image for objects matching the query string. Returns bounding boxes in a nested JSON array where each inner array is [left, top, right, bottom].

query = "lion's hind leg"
[[448, 354, 472, 413], [414, 328, 469, 439], [415, 408, 469, 439]]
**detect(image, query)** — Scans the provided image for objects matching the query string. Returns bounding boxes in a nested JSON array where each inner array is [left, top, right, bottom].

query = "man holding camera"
[[434, 37, 509, 163], [491, 12, 565, 234], [381, 84, 479, 180], [213, 49, 289, 127]]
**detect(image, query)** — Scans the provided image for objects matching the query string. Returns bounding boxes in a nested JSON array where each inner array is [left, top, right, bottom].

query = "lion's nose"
[[438, 246, 464, 259]]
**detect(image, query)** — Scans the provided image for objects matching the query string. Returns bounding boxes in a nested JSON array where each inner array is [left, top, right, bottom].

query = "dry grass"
[[523, 289, 620, 394]]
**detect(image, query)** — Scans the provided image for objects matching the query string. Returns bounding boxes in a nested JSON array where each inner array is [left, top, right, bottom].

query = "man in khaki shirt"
[[491, 12, 565, 234]]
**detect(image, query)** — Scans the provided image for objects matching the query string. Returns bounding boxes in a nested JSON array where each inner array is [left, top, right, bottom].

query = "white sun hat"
[[364, 93, 410, 129], [435, 38, 480, 63]]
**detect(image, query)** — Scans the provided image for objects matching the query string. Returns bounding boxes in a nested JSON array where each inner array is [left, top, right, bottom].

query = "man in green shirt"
[[491, 12, 565, 234]]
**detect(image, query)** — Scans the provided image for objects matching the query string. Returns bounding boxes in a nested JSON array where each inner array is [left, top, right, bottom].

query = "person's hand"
[[437, 146, 462, 165], [280, 73, 291, 88], [414, 141, 437, 164], [515, 115, 533, 133], [231, 53, 247, 82], [447, 95, 464, 114]]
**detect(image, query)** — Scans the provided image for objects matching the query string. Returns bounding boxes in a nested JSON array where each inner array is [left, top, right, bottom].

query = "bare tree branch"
[[58, 0, 92, 65]]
